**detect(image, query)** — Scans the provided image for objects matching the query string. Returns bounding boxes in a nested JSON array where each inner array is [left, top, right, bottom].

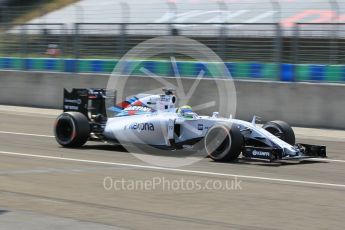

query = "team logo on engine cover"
[[128, 122, 155, 131], [124, 106, 152, 112]]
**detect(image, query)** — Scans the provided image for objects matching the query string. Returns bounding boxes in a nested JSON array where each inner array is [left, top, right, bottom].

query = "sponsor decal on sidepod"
[[127, 122, 155, 131]]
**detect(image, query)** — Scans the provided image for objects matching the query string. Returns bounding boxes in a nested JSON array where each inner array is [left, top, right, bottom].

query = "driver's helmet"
[[177, 105, 193, 118]]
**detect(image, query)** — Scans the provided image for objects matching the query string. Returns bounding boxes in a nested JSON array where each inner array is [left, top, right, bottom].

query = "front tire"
[[262, 120, 295, 145], [205, 124, 243, 162], [54, 112, 90, 148]]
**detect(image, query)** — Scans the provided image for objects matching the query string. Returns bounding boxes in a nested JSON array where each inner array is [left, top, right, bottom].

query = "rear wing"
[[63, 88, 115, 119]]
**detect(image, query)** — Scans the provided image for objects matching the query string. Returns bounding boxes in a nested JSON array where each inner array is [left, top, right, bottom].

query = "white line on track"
[[0, 150, 344, 189], [0, 131, 54, 138], [309, 158, 345, 163], [0, 112, 55, 119], [0, 106, 59, 115]]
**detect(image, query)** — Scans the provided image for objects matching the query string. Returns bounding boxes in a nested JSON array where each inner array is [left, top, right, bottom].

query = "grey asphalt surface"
[[0, 106, 344, 230]]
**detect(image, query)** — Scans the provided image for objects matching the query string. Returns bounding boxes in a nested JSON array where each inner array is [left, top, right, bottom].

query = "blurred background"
[[0, 0, 344, 82]]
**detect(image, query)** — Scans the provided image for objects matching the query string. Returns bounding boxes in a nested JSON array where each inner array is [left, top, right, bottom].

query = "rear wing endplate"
[[63, 88, 115, 119]]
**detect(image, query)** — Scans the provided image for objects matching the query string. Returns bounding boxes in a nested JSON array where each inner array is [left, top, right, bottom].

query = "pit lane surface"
[[0, 106, 344, 230]]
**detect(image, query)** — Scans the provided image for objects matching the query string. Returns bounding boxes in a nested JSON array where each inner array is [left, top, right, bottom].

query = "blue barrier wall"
[[1, 57, 345, 82]]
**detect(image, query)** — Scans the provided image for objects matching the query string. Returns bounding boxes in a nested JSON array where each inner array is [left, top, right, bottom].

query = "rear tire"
[[54, 112, 90, 148], [262, 120, 295, 145], [205, 123, 243, 162]]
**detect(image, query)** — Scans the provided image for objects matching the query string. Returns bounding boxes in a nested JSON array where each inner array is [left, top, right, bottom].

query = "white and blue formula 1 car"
[[54, 88, 326, 162]]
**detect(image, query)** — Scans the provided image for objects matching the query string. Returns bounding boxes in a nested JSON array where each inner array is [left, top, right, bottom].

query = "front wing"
[[242, 143, 326, 162]]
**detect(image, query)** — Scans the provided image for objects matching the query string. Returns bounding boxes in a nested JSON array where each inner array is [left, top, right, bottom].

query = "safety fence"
[[1, 23, 280, 62], [1, 22, 345, 82], [1, 22, 345, 63]]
